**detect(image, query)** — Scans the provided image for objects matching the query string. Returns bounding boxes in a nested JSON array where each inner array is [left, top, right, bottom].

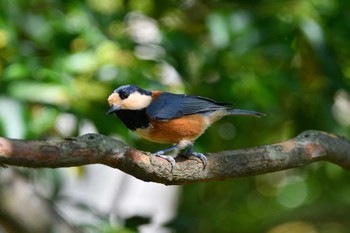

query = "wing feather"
[[146, 92, 231, 120]]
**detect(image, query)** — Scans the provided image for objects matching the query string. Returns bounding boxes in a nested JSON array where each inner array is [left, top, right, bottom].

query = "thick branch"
[[0, 130, 349, 185]]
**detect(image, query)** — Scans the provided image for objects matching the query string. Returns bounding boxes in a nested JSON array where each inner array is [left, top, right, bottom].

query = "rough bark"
[[0, 130, 349, 185]]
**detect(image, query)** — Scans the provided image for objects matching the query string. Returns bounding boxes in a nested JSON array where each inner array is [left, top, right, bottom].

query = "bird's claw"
[[189, 152, 208, 169], [151, 144, 208, 170], [152, 152, 176, 171]]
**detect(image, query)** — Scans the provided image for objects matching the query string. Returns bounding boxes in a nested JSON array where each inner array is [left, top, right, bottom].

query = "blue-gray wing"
[[146, 92, 231, 120]]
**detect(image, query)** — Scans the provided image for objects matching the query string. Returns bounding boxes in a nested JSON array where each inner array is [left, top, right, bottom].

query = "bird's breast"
[[135, 114, 209, 144]]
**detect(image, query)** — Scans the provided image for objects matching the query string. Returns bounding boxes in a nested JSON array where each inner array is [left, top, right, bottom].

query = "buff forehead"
[[108, 91, 152, 110], [107, 93, 121, 106]]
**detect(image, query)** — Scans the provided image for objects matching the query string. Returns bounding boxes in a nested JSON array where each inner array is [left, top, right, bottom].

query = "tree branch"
[[0, 130, 349, 185]]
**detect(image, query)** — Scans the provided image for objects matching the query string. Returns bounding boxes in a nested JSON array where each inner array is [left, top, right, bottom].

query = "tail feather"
[[227, 109, 265, 117]]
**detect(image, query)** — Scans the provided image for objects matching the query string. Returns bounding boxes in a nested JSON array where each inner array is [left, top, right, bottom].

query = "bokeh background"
[[1, 0, 350, 232]]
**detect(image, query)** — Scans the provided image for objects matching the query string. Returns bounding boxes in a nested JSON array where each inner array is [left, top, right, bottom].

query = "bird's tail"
[[227, 109, 265, 117]]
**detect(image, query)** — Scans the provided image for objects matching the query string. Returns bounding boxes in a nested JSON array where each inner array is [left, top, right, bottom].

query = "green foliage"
[[1, 0, 350, 232]]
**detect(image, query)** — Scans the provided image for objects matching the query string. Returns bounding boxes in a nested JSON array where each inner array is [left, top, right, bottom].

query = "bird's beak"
[[106, 105, 121, 114]]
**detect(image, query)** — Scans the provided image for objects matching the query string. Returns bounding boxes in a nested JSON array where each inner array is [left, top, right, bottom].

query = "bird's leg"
[[184, 144, 208, 169], [152, 145, 178, 170], [152, 142, 208, 170]]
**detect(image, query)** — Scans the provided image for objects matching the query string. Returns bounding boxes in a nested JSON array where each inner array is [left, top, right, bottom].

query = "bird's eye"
[[119, 91, 129, 100]]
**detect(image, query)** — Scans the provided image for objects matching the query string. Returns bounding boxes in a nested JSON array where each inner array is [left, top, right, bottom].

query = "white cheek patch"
[[122, 92, 152, 110]]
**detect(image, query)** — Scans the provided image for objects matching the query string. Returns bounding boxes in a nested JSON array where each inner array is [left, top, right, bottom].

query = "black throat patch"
[[114, 109, 149, 131]]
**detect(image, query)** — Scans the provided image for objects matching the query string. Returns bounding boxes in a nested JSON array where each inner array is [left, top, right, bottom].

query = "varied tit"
[[107, 84, 264, 170]]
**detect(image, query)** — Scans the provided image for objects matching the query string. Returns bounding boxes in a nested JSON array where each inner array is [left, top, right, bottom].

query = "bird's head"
[[107, 85, 152, 114]]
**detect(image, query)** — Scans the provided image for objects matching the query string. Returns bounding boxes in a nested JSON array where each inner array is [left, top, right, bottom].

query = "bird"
[[107, 84, 264, 170]]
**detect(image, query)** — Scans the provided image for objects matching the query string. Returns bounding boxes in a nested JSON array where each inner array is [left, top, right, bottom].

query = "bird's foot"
[[186, 151, 208, 169], [184, 146, 208, 169], [152, 146, 178, 170], [151, 143, 208, 170]]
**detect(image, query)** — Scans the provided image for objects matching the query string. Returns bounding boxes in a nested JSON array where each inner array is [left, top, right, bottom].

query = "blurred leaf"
[[0, 97, 26, 138], [8, 81, 71, 105]]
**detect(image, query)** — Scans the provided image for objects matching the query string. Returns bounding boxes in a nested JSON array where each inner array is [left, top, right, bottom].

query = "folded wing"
[[146, 92, 231, 120]]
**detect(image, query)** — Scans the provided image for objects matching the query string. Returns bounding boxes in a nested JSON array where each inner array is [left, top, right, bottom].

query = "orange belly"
[[135, 114, 209, 144]]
